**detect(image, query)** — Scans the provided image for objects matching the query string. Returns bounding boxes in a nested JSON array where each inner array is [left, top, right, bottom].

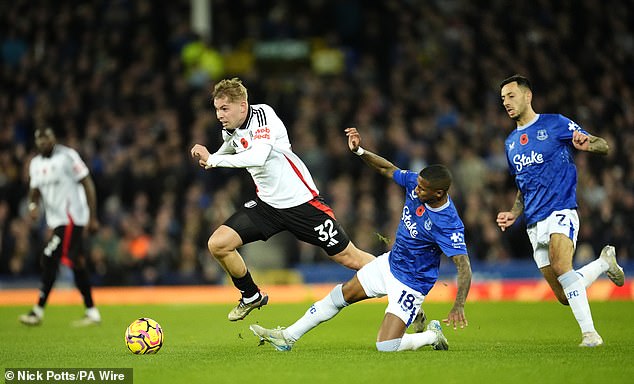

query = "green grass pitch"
[[1, 301, 633, 384]]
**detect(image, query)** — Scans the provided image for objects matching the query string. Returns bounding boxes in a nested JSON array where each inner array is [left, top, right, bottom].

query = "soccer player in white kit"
[[19, 127, 101, 326], [496, 75, 625, 347], [249, 127, 472, 352], [190, 78, 375, 321]]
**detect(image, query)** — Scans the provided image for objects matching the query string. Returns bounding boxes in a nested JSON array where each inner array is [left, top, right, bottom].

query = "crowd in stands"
[[1, 0, 633, 286]]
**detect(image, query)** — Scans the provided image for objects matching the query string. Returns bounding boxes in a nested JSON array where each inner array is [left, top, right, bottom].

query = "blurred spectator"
[[181, 36, 224, 88], [1, 0, 632, 286]]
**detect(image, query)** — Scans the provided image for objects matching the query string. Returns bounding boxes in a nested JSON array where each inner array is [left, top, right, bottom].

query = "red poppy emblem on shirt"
[[520, 133, 529, 145], [416, 205, 425, 216], [240, 138, 248, 148]]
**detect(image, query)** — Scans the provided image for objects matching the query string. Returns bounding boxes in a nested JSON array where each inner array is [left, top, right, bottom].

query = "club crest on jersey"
[[536, 129, 548, 140], [520, 133, 529, 145], [424, 218, 432, 231]]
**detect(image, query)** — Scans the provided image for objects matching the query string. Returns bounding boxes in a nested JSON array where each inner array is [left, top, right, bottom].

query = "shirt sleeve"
[[435, 226, 468, 257], [556, 114, 589, 143], [214, 140, 234, 155], [67, 149, 90, 181], [207, 142, 272, 168], [392, 169, 411, 187]]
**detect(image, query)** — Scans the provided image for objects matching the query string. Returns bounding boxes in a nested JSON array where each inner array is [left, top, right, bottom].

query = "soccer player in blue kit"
[[496, 75, 625, 347], [250, 127, 472, 352]]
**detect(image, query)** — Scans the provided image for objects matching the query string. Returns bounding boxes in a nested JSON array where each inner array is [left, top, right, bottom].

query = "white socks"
[[242, 292, 261, 304], [576, 258, 608, 288], [32, 305, 44, 318], [284, 284, 348, 341], [558, 270, 595, 333], [396, 332, 438, 351], [86, 307, 101, 321]]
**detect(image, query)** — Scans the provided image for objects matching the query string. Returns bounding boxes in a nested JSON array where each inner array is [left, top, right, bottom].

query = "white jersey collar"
[[425, 197, 451, 212], [517, 114, 540, 131]]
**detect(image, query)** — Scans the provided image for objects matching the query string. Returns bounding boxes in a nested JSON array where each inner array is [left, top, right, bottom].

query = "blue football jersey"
[[504, 114, 588, 226], [389, 170, 468, 295]]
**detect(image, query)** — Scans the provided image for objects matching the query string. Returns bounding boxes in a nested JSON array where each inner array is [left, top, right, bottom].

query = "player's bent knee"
[[376, 338, 401, 352], [207, 235, 231, 259]]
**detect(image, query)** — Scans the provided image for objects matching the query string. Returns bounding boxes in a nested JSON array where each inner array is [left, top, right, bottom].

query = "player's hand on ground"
[[572, 130, 589, 150], [190, 144, 210, 168], [344, 127, 361, 152], [443, 307, 468, 330], [496, 211, 516, 231]]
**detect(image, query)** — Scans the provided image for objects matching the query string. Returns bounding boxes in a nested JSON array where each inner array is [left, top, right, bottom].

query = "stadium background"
[[1, 0, 633, 293]]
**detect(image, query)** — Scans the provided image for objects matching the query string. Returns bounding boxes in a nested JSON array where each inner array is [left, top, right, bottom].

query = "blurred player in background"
[[19, 127, 101, 327], [190, 78, 375, 321], [249, 127, 471, 352], [496, 74, 624, 347]]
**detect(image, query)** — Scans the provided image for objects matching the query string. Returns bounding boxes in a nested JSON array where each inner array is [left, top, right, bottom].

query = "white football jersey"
[[29, 144, 90, 227], [213, 104, 320, 208]]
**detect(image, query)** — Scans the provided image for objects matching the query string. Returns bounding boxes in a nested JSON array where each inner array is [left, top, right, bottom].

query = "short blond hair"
[[212, 77, 248, 103]]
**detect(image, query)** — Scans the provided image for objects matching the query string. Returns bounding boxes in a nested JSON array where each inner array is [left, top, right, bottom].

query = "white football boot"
[[579, 331, 603, 347], [250, 324, 294, 351], [72, 307, 101, 327], [427, 320, 449, 350], [599, 245, 624, 287]]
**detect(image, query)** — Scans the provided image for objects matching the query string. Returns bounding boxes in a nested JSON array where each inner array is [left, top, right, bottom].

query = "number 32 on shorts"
[[314, 219, 339, 245]]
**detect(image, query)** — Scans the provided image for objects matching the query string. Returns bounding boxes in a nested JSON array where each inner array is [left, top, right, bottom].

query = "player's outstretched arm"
[[206, 143, 272, 169], [572, 131, 609, 155], [344, 127, 399, 179], [443, 254, 471, 330]]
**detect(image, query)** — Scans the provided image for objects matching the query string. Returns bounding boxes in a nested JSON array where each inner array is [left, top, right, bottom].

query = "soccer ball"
[[125, 317, 164, 354]]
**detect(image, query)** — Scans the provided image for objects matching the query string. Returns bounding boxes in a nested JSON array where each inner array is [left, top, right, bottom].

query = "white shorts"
[[357, 252, 425, 326], [526, 208, 579, 268]]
